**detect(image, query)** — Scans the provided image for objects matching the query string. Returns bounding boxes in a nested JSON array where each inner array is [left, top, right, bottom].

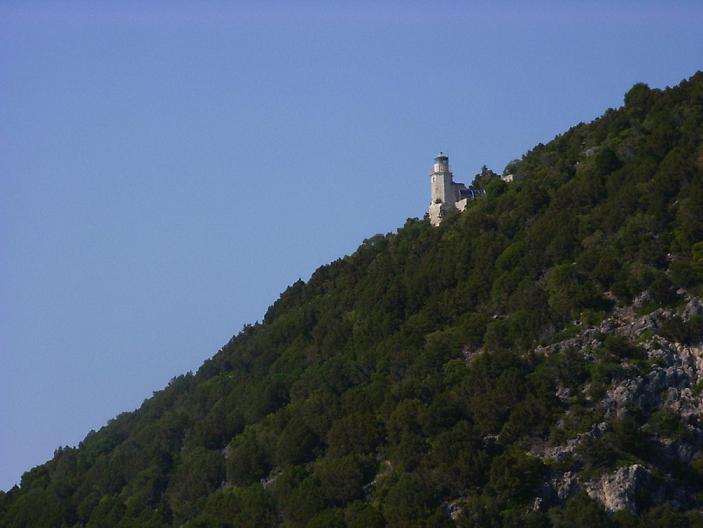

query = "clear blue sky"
[[1, 1, 701, 490]]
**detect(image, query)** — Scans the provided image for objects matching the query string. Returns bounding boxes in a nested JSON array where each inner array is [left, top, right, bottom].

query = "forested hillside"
[[2, 73, 703, 528]]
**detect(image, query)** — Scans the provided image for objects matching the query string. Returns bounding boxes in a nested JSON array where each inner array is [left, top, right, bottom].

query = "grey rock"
[[683, 298, 703, 321], [533, 422, 608, 462], [585, 464, 650, 513], [551, 471, 581, 501], [632, 291, 652, 312], [555, 384, 573, 401], [442, 499, 463, 521], [658, 437, 702, 465], [530, 296, 703, 511], [531, 496, 545, 512]]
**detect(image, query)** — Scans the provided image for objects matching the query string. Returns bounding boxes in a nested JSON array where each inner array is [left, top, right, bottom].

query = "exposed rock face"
[[530, 296, 703, 513], [550, 471, 580, 502], [584, 464, 650, 513], [530, 422, 609, 462], [683, 298, 703, 320], [601, 338, 703, 422]]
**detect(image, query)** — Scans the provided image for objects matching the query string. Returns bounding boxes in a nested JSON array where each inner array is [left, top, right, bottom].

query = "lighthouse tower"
[[427, 152, 486, 225], [428, 152, 456, 226]]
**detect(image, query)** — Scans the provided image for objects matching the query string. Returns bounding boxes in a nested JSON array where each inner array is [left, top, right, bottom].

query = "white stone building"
[[428, 152, 483, 226]]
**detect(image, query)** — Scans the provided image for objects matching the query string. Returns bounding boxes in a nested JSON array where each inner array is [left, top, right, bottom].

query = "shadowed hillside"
[[2, 73, 703, 528]]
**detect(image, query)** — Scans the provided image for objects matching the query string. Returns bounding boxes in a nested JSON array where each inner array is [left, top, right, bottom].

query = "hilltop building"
[[428, 152, 484, 226]]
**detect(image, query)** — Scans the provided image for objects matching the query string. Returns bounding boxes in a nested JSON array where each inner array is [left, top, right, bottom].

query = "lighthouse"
[[428, 152, 457, 226], [428, 152, 483, 225]]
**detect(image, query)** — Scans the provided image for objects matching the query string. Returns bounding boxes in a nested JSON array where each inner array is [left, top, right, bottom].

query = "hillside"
[[2, 73, 703, 528]]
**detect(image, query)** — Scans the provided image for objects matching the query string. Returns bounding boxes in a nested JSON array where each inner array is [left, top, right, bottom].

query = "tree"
[[382, 473, 435, 528], [226, 430, 271, 486]]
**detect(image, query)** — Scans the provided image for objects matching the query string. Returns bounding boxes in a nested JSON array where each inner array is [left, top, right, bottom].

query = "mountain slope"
[[2, 73, 703, 528]]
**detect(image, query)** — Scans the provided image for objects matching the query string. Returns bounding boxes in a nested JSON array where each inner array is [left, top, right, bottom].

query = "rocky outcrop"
[[550, 471, 580, 502], [530, 422, 609, 463], [683, 298, 703, 320], [584, 464, 650, 513], [601, 338, 703, 421], [530, 296, 703, 513]]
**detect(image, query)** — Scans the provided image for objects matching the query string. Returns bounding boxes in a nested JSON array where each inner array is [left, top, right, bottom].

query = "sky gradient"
[[2, 1, 702, 490]]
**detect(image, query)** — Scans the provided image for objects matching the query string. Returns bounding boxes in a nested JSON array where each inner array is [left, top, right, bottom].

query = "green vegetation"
[[2, 73, 703, 527]]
